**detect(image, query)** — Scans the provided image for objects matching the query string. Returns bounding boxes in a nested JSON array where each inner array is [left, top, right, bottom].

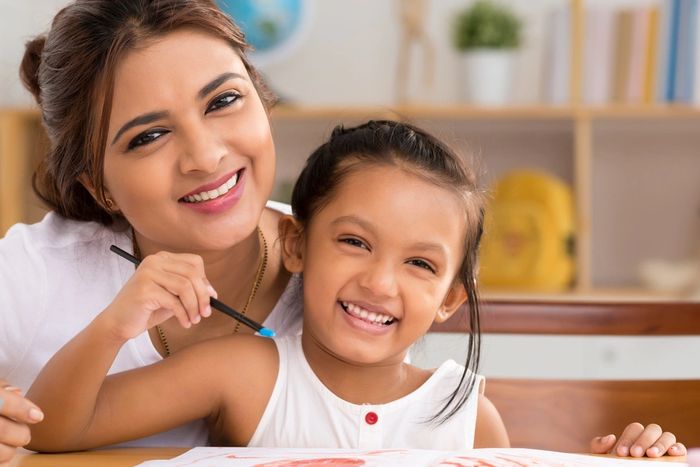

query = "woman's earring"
[[104, 197, 116, 212]]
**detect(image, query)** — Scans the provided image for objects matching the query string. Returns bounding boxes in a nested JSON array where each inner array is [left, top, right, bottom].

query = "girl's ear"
[[278, 215, 305, 273], [434, 282, 468, 323]]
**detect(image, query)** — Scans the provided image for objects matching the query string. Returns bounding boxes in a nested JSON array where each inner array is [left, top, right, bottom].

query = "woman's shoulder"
[[2, 211, 126, 252]]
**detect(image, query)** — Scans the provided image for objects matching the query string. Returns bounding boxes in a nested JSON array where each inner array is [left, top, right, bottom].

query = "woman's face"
[[103, 28, 275, 252]]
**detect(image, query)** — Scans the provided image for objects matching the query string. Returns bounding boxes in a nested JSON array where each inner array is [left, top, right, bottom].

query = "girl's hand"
[[101, 251, 217, 342], [0, 382, 44, 464], [590, 423, 687, 457]]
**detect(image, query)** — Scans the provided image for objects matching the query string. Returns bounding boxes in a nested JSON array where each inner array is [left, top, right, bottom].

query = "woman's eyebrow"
[[111, 110, 168, 146], [197, 72, 246, 99]]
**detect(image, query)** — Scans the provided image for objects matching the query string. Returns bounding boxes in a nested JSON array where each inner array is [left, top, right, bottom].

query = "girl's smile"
[[339, 300, 397, 335]]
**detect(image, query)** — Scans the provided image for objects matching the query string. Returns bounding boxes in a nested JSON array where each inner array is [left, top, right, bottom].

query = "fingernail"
[[3, 386, 21, 393], [207, 285, 217, 298], [192, 315, 201, 324], [648, 447, 659, 456], [604, 434, 614, 442], [29, 408, 44, 421], [203, 305, 212, 317], [631, 446, 643, 457], [618, 446, 629, 456]]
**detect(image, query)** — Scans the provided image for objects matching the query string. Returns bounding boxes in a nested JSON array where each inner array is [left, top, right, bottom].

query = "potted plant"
[[452, 0, 522, 105]]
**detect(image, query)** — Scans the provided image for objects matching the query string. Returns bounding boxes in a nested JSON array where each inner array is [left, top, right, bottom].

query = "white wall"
[[0, 0, 567, 106]]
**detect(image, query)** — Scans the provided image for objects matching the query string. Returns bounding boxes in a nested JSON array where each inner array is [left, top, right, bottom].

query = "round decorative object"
[[218, 0, 312, 67], [479, 170, 575, 291]]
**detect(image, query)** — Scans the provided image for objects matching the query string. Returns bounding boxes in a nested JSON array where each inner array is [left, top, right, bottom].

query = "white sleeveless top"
[[248, 335, 484, 450]]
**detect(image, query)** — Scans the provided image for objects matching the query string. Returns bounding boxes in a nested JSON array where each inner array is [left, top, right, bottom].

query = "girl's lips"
[[339, 301, 397, 336]]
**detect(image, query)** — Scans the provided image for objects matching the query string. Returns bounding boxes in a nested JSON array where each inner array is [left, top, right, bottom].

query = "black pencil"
[[109, 245, 275, 337]]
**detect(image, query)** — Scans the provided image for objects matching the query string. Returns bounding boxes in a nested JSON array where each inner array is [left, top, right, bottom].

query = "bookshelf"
[[0, 104, 698, 302], [1, 1, 698, 302]]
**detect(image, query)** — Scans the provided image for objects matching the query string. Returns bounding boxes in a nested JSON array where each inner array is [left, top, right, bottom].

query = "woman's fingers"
[[0, 386, 43, 462], [148, 253, 216, 323], [0, 386, 43, 426]]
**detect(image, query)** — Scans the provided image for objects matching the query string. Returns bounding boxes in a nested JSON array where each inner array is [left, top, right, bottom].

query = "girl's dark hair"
[[292, 120, 484, 424], [19, 0, 275, 225]]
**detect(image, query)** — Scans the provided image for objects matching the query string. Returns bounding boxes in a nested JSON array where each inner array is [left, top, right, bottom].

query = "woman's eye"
[[206, 92, 240, 113], [127, 129, 169, 150], [407, 258, 436, 273], [340, 237, 368, 250]]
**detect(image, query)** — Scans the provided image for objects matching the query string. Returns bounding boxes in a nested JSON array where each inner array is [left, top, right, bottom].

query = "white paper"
[[137, 447, 688, 466]]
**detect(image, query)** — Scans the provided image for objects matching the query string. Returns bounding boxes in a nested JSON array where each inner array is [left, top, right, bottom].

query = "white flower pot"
[[460, 49, 515, 106]]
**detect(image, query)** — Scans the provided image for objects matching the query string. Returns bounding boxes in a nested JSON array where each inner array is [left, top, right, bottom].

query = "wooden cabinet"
[[1, 105, 698, 300]]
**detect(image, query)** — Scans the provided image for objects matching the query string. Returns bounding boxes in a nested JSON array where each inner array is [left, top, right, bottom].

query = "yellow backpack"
[[479, 170, 575, 291]]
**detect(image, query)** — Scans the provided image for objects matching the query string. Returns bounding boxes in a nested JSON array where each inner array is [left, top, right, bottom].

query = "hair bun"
[[20, 36, 46, 105]]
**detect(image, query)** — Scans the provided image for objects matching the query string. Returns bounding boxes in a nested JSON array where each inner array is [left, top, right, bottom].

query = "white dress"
[[249, 335, 483, 450]]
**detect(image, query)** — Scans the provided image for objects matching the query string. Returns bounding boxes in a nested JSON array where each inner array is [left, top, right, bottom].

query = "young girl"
[[25, 121, 685, 456]]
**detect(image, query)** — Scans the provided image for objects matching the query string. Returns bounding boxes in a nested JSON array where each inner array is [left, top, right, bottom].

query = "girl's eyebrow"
[[110, 72, 247, 146]]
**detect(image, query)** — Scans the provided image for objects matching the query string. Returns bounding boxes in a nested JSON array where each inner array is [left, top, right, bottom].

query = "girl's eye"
[[407, 258, 436, 274], [340, 237, 368, 250], [206, 92, 241, 113], [127, 129, 170, 151]]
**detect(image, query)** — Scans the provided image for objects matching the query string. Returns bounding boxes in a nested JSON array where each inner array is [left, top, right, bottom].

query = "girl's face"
[[293, 164, 468, 366], [102, 28, 275, 252]]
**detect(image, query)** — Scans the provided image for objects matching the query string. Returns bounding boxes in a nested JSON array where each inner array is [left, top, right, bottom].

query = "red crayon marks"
[[255, 458, 365, 467]]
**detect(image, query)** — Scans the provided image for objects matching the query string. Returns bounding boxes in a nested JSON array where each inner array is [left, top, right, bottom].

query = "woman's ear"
[[79, 173, 119, 213], [278, 215, 305, 273], [434, 282, 468, 324]]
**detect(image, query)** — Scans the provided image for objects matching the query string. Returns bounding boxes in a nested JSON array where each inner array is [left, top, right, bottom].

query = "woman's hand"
[[0, 382, 44, 465], [100, 251, 217, 342], [590, 423, 687, 457]]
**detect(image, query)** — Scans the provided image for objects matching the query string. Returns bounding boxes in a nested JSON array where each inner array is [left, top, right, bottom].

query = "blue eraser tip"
[[259, 327, 276, 338]]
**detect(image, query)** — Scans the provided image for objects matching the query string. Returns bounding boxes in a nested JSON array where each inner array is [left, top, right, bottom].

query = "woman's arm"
[[26, 321, 274, 452], [473, 394, 510, 448]]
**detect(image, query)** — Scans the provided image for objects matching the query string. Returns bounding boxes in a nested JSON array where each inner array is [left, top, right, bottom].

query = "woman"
[[0, 0, 302, 460]]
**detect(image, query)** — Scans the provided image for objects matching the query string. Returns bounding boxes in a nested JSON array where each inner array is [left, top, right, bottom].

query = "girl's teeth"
[[343, 302, 393, 325], [184, 173, 239, 203]]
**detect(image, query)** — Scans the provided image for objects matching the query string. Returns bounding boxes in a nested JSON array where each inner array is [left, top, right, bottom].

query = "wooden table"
[[11, 448, 187, 467], [11, 448, 687, 466]]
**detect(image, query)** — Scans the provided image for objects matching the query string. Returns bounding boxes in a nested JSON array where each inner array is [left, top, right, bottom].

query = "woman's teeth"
[[183, 173, 239, 203], [341, 301, 394, 325]]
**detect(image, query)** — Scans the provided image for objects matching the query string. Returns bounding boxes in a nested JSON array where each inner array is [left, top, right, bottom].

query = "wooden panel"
[[485, 378, 700, 453], [431, 300, 700, 335]]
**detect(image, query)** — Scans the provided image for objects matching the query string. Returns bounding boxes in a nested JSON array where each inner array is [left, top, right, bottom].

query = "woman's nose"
[[358, 259, 399, 298], [178, 121, 226, 174]]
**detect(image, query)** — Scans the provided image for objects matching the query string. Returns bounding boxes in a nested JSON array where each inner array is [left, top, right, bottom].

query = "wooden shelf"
[[7, 104, 700, 122]]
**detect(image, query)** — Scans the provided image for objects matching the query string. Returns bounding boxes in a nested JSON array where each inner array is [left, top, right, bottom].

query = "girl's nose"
[[178, 121, 227, 174], [358, 259, 399, 298]]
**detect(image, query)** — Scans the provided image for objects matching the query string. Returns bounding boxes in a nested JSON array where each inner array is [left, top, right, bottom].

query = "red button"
[[364, 411, 378, 425]]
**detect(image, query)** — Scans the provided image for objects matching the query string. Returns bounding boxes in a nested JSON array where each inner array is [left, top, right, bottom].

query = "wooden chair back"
[[431, 300, 700, 452]]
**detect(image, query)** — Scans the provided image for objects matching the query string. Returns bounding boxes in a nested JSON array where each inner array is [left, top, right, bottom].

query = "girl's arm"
[[473, 394, 510, 448]]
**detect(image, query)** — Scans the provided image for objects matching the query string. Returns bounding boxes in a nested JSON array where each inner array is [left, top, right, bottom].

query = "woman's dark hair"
[[291, 120, 485, 424], [20, 0, 275, 225]]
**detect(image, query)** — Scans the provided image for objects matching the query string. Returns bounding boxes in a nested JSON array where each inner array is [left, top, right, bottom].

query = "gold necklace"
[[132, 227, 268, 357]]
